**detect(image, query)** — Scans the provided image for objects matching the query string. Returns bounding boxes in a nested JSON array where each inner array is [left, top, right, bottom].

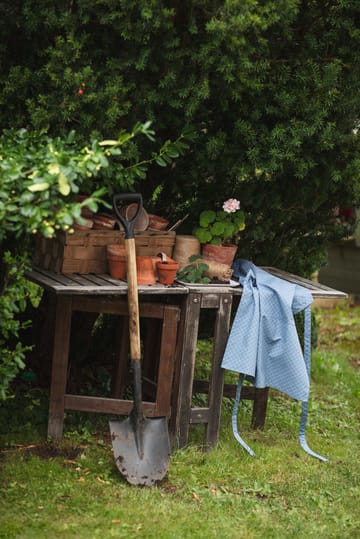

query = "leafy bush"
[[0, 253, 32, 399], [1, 0, 359, 393], [0, 1, 359, 276], [0, 122, 189, 397]]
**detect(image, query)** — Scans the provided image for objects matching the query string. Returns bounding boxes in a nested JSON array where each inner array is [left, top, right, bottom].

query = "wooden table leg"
[[155, 305, 179, 416], [170, 293, 201, 449], [251, 387, 269, 428], [205, 293, 232, 448], [47, 295, 72, 440]]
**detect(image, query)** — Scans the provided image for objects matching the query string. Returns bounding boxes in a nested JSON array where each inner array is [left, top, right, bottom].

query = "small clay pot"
[[150, 255, 162, 279], [136, 256, 156, 285], [107, 244, 125, 258], [156, 252, 180, 285], [148, 213, 169, 231], [118, 204, 149, 232], [92, 214, 117, 230], [107, 244, 126, 279]]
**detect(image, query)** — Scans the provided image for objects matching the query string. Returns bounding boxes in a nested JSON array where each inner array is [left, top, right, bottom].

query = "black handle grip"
[[112, 193, 143, 239]]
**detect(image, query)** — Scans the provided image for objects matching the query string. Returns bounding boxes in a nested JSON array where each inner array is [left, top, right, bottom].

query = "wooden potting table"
[[170, 268, 347, 449], [26, 267, 346, 448], [26, 268, 186, 441]]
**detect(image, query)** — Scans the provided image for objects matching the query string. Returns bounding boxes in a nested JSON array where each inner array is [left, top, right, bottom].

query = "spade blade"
[[110, 416, 171, 487]]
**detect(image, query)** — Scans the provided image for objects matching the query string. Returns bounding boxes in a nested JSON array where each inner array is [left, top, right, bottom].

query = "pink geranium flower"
[[195, 197, 245, 245], [222, 198, 240, 213]]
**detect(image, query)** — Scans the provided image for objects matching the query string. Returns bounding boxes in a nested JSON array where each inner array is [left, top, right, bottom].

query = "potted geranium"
[[193, 198, 245, 265]]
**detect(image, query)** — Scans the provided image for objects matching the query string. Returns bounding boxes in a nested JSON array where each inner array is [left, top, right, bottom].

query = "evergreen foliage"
[[0, 1, 359, 273], [0, 1, 359, 394]]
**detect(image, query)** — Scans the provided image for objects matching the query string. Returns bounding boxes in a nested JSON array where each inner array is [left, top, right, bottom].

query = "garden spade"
[[109, 193, 171, 487]]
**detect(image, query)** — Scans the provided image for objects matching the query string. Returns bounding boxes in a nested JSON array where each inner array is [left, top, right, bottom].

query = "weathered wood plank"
[[251, 388, 269, 428], [155, 305, 180, 416], [63, 273, 102, 286], [194, 380, 259, 400], [26, 268, 188, 296], [47, 296, 72, 440], [25, 269, 69, 291], [79, 273, 118, 286], [170, 292, 202, 448], [71, 296, 166, 318], [190, 407, 210, 424], [205, 293, 232, 447], [263, 267, 347, 298], [64, 394, 156, 416], [35, 268, 79, 286]]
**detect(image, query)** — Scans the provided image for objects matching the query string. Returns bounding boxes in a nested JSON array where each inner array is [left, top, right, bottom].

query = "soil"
[[1, 442, 81, 460]]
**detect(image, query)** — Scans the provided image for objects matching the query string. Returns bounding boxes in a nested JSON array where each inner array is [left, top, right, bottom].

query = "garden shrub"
[[0, 1, 359, 393], [0, 123, 189, 396], [0, 1, 358, 276]]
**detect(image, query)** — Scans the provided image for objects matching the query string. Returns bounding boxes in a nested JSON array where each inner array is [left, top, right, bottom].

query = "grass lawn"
[[0, 300, 359, 538]]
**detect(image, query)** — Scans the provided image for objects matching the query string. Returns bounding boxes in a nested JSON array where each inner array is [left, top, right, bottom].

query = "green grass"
[[0, 300, 359, 538]]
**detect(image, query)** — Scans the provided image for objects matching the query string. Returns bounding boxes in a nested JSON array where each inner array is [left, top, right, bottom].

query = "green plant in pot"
[[176, 255, 211, 284], [193, 199, 246, 265]]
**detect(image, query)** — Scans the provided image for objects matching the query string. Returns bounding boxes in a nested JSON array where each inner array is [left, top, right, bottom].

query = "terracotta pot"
[[108, 258, 126, 280], [156, 252, 180, 285], [107, 244, 126, 279], [150, 255, 162, 279], [118, 203, 149, 232], [148, 213, 169, 231], [202, 243, 238, 266], [92, 213, 117, 230], [136, 256, 156, 285], [107, 244, 125, 258]]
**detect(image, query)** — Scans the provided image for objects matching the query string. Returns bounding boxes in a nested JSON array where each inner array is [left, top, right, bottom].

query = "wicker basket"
[[33, 229, 176, 274]]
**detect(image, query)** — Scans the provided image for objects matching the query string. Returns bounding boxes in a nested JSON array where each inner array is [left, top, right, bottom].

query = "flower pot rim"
[[156, 261, 179, 268], [204, 242, 237, 248]]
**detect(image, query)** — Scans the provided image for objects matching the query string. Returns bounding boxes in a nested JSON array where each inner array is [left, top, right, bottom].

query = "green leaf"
[[98, 140, 119, 147], [211, 222, 225, 235], [61, 213, 74, 225], [5, 204, 18, 212], [58, 173, 70, 196], [28, 183, 50, 192], [81, 199, 97, 212], [199, 211, 216, 226], [155, 157, 167, 167], [166, 148, 179, 158], [47, 163, 60, 175]]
